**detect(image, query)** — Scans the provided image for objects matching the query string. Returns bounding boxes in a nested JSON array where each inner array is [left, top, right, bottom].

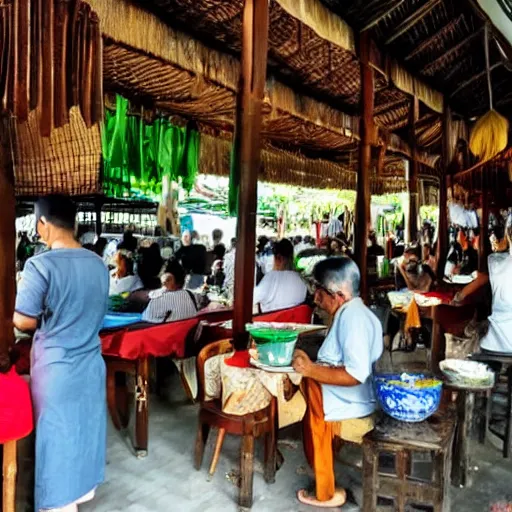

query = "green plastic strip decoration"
[[228, 129, 241, 217], [101, 95, 201, 200]]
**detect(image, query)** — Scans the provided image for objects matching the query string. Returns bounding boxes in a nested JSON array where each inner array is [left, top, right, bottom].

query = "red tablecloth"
[[0, 368, 33, 443], [422, 291, 455, 304], [101, 304, 313, 360], [256, 304, 313, 324], [101, 318, 199, 360]]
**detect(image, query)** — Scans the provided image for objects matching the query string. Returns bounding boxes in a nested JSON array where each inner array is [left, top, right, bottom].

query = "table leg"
[[479, 389, 492, 445], [134, 356, 149, 457], [362, 441, 378, 512], [451, 390, 475, 487], [3, 440, 17, 512]]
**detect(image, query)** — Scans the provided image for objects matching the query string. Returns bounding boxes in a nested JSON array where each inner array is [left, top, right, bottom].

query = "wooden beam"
[[406, 96, 420, 244], [421, 27, 484, 75], [354, 31, 374, 302], [449, 62, 502, 98], [479, 175, 489, 273], [385, 0, 442, 45], [436, 104, 452, 279], [232, 0, 269, 350], [404, 14, 464, 61], [361, 0, 406, 32]]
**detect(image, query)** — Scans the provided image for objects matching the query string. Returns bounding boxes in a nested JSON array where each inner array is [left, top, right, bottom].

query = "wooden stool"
[[3, 440, 17, 512], [362, 411, 456, 512], [471, 352, 512, 458], [445, 382, 493, 487]]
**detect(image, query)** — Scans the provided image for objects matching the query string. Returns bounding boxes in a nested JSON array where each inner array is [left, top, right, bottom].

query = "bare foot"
[[297, 488, 347, 508]]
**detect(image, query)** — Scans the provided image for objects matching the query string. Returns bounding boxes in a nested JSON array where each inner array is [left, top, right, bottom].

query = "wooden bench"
[[362, 410, 456, 512]]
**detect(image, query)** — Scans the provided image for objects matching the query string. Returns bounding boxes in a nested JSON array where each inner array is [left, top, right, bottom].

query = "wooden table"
[[392, 302, 476, 374], [445, 382, 493, 487]]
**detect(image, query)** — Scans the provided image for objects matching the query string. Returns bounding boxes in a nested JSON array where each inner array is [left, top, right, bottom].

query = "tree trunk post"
[[436, 104, 452, 279], [354, 31, 374, 302], [232, 0, 269, 348], [407, 96, 420, 245]]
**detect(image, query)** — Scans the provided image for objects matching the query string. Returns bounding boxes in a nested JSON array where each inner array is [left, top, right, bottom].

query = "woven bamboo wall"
[[12, 107, 102, 197]]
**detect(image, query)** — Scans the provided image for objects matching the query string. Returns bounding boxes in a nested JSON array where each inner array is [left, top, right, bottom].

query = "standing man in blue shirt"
[[293, 257, 383, 508]]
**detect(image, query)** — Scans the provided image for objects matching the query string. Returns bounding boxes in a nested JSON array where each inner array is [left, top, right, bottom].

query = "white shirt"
[[317, 298, 383, 421], [253, 270, 307, 313], [480, 253, 512, 353], [109, 273, 144, 296], [327, 218, 343, 237], [142, 288, 198, 324]]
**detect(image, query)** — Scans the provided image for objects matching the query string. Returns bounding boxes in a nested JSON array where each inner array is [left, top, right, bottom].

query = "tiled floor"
[[78, 376, 512, 512]]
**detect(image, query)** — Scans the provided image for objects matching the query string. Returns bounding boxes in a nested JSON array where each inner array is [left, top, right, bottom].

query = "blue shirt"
[[317, 298, 383, 421], [16, 248, 109, 359]]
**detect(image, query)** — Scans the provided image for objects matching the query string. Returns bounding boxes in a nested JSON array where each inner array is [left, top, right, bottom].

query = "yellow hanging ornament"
[[469, 24, 509, 163], [469, 109, 508, 162]]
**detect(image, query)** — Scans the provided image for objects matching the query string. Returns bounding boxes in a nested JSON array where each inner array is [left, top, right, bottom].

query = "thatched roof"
[[84, 0, 445, 194], [320, 0, 512, 119], [17, 0, 491, 198]]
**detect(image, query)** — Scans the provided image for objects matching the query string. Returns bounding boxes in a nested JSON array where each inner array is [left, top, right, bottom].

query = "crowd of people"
[[12, 194, 512, 511]]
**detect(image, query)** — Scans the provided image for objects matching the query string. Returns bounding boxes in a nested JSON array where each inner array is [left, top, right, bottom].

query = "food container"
[[440, 359, 495, 388], [246, 323, 324, 367], [374, 373, 443, 422]]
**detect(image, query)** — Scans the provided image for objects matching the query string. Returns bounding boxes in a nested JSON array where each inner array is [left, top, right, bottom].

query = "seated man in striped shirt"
[[142, 260, 199, 324]]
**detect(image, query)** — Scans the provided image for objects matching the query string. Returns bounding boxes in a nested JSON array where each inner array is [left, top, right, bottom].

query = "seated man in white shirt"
[[109, 250, 144, 296], [293, 257, 383, 508], [253, 238, 307, 313], [142, 260, 198, 323]]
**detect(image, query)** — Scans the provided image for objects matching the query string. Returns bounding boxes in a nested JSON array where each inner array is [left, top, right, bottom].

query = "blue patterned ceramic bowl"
[[374, 373, 443, 423]]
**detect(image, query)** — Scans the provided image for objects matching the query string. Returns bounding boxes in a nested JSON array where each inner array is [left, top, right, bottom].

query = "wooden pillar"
[[436, 104, 452, 279], [406, 96, 419, 245], [354, 32, 374, 302], [0, 132, 15, 372], [479, 176, 489, 273], [232, 0, 269, 348]]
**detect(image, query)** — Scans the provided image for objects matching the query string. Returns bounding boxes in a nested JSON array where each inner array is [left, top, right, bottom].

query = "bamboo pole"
[[232, 0, 269, 348], [479, 175, 489, 273], [406, 96, 420, 244], [436, 104, 452, 279], [354, 32, 374, 302]]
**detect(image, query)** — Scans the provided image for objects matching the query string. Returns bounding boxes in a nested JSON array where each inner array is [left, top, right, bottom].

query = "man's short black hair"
[[35, 194, 77, 231], [165, 258, 186, 288], [273, 238, 294, 261]]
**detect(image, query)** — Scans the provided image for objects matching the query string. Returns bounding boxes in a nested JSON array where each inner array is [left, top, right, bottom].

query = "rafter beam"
[[421, 27, 484, 75], [361, 0, 406, 32], [385, 0, 442, 45], [449, 62, 502, 98], [404, 14, 464, 61]]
